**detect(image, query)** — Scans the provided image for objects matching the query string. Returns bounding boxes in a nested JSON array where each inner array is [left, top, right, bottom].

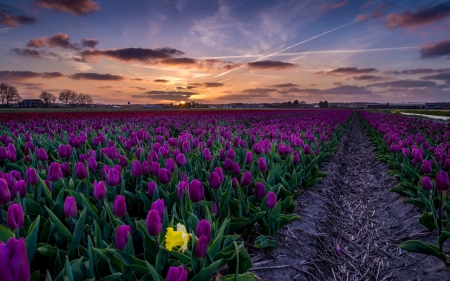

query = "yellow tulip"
[[165, 223, 191, 252]]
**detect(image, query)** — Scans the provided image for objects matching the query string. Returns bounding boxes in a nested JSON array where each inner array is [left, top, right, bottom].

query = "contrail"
[[214, 20, 357, 77]]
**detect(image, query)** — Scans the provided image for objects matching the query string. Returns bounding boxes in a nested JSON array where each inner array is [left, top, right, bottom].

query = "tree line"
[[0, 83, 94, 107]]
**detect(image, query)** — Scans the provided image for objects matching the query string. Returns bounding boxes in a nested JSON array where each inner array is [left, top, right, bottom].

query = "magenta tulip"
[[166, 266, 188, 281], [189, 179, 204, 203], [146, 209, 162, 236], [7, 204, 24, 230], [151, 199, 165, 221], [26, 168, 38, 186], [114, 195, 127, 217], [115, 225, 132, 250], [0, 238, 30, 281], [267, 191, 277, 209], [64, 196, 77, 218], [93, 180, 106, 200]]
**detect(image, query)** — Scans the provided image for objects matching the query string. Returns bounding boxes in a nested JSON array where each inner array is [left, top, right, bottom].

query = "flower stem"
[[438, 195, 443, 252], [197, 202, 201, 219], [0, 207, 3, 226]]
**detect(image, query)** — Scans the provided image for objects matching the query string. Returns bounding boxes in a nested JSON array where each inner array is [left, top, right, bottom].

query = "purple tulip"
[[0, 238, 30, 281], [267, 191, 277, 209], [10, 171, 22, 181], [151, 161, 160, 176], [189, 179, 204, 203], [445, 159, 450, 171], [75, 162, 88, 179], [166, 266, 188, 281], [158, 168, 172, 184], [119, 155, 128, 168], [165, 158, 175, 172], [142, 161, 151, 177], [245, 151, 253, 164], [24, 141, 34, 155], [26, 167, 38, 186], [148, 182, 157, 198], [422, 177, 433, 190], [421, 160, 432, 174], [293, 152, 300, 164], [227, 148, 235, 160], [115, 225, 132, 251], [303, 145, 312, 155], [114, 195, 127, 217], [232, 162, 241, 175], [7, 204, 24, 230], [195, 235, 208, 258], [151, 199, 165, 221], [37, 148, 48, 161], [107, 167, 121, 187], [214, 167, 224, 182], [182, 141, 190, 154], [2, 173, 14, 190], [241, 171, 252, 186], [219, 149, 226, 160], [231, 177, 239, 189], [196, 219, 211, 243], [131, 160, 142, 177], [146, 209, 162, 236], [48, 162, 63, 182], [254, 182, 266, 199], [0, 179, 10, 205], [436, 170, 450, 192], [254, 143, 264, 154], [93, 180, 106, 200], [64, 196, 77, 218], [60, 162, 71, 178], [88, 157, 98, 171], [177, 181, 188, 200], [202, 148, 212, 161], [0, 147, 6, 160], [176, 154, 187, 167], [208, 172, 221, 189], [12, 180, 26, 199], [223, 158, 232, 170], [258, 158, 268, 172], [58, 144, 72, 159]]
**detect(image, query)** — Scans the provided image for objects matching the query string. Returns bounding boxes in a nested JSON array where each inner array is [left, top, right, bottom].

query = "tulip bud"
[[202, 148, 212, 161], [151, 199, 165, 221], [0, 238, 30, 281], [231, 177, 239, 189], [241, 171, 252, 186], [88, 157, 98, 171], [436, 170, 450, 192], [60, 162, 71, 178], [211, 201, 217, 216], [118, 155, 127, 167], [114, 195, 127, 217], [141, 161, 151, 177], [165, 158, 175, 172], [177, 181, 188, 200], [245, 151, 253, 164], [195, 235, 208, 258], [0, 178, 10, 205], [421, 160, 432, 174], [37, 148, 48, 161], [219, 149, 226, 160], [48, 162, 63, 182], [267, 191, 277, 209], [12, 180, 26, 199], [146, 209, 162, 236], [227, 148, 235, 160], [176, 154, 187, 167], [107, 167, 121, 187], [7, 204, 24, 230], [208, 172, 221, 189], [214, 167, 224, 182], [254, 182, 266, 199], [24, 141, 34, 155], [158, 168, 172, 184], [93, 180, 106, 200], [26, 167, 38, 186], [189, 179, 204, 203], [223, 158, 232, 170], [131, 160, 142, 177], [151, 161, 160, 176], [75, 162, 88, 179], [196, 219, 211, 243], [232, 162, 241, 175], [258, 158, 268, 172], [445, 159, 450, 171], [182, 141, 190, 154], [293, 152, 300, 165], [166, 266, 188, 281], [422, 176, 433, 190], [303, 145, 312, 155], [64, 196, 77, 218], [148, 182, 157, 198], [115, 225, 132, 251]]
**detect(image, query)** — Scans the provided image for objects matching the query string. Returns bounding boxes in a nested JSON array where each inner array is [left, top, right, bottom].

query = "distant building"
[[18, 99, 44, 108]]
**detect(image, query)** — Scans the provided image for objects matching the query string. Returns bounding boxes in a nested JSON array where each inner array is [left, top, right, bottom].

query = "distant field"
[[402, 110, 450, 117]]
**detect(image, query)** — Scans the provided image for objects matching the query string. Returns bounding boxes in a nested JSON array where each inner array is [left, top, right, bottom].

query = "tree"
[[293, 100, 299, 106], [39, 91, 57, 107], [318, 101, 323, 108], [78, 93, 93, 106], [59, 90, 73, 107], [2, 84, 21, 106], [323, 100, 329, 108], [0, 83, 7, 104]]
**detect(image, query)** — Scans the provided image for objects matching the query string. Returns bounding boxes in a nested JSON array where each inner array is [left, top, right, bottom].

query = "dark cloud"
[[316, 67, 378, 75], [271, 83, 298, 88], [279, 85, 373, 96], [333, 82, 343, 86], [385, 2, 450, 29], [420, 39, 450, 59], [241, 88, 277, 94], [131, 78, 144, 81], [69, 73, 125, 81], [368, 79, 437, 88], [352, 75, 388, 81], [154, 79, 169, 83], [34, 0, 100, 15], [130, 86, 146, 90], [160, 57, 196, 65], [420, 72, 450, 81], [81, 38, 99, 48], [191, 82, 225, 88], [27, 33, 79, 50], [384, 68, 450, 75], [131, 90, 197, 102], [11, 48, 42, 58], [0, 12, 37, 27], [81, 47, 184, 62], [186, 85, 196, 89], [246, 60, 296, 70], [98, 86, 115, 89], [0, 70, 64, 81], [176, 86, 185, 89]]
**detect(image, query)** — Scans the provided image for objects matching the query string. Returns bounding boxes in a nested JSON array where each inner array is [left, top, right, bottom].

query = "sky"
[[0, 0, 449, 104]]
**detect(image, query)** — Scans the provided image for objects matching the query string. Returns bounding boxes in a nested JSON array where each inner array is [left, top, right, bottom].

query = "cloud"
[[11, 48, 42, 58], [215, 92, 272, 102], [367, 79, 437, 88], [27, 33, 79, 50], [0, 70, 64, 81], [34, 0, 100, 15], [384, 68, 450, 75], [385, 2, 450, 29], [420, 39, 450, 58], [316, 67, 378, 75], [271, 83, 298, 88], [188, 82, 224, 88], [279, 85, 373, 96], [420, 72, 450, 81], [131, 90, 197, 102], [352, 75, 389, 81], [241, 87, 277, 94], [154, 79, 169, 83], [131, 78, 144, 81], [333, 82, 343, 86], [322, 1, 347, 11], [9, 82, 46, 90], [130, 86, 146, 90], [68, 73, 125, 81], [98, 86, 115, 89], [0, 12, 37, 27], [81, 38, 99, 48], [246, 60, 296, 70], [80, 47, 184, 63], [358, 3, 393, 21]]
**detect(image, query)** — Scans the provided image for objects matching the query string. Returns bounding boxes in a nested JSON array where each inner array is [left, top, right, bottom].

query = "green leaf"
[[26, 216, 40, 263], [191, 259, 223, 281], [44, 206, 73, 243], [437, 231, 450, 249], [0, 224, 15, 243], [106, 249, 149, 277], [99, 274, 122, 281], [254, 235, 278, 249], [207, 219, 229, 259], [401, 240, 447, 263], [217, 273, 260, 281], [68, 209, 87, 259], [418, 212, 437, 231]]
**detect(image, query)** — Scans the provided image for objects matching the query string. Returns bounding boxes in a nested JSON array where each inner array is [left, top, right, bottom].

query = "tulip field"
[[361, 111, 450, 266], [0, 109, 353, 281]]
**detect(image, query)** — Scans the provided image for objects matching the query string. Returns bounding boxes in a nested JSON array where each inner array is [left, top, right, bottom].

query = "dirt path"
[[252, 113, 450, 280]]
